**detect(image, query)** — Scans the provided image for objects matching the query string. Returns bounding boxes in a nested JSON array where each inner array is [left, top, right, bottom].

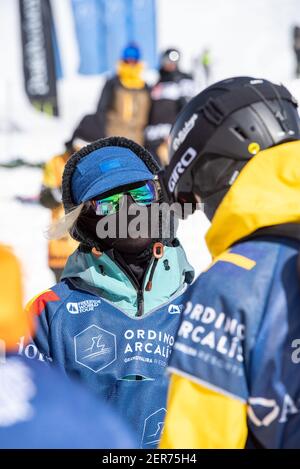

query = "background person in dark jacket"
[[145, 48, 195, 166], [72, 43, 151, 146]]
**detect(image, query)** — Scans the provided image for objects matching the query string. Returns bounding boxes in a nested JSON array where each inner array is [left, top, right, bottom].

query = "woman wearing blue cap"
[[27, 137, 193, 448]]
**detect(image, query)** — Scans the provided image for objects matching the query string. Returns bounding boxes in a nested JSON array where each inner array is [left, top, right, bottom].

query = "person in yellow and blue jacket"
[[27, 136, 194, 448], [160, 76, 300, 449]]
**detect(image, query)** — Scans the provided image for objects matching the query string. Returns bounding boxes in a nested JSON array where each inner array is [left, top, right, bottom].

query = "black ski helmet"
[[165, 76, 300, 219]]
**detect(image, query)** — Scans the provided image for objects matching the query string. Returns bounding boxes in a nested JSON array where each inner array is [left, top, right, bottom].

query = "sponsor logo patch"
[[74, 325, 117, 373], [141, 407, 167, 448], [172, 113, 198, 152], [67, 299, 101, 314]]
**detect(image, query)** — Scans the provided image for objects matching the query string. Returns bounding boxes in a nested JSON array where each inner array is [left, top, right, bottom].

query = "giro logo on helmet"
[[168, 147, 197, 193], [172, 113, 198, 152]]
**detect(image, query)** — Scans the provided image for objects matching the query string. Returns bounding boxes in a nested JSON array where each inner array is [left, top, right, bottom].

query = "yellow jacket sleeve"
[[0, 245, 34, 351], [42, 154, 67, 188], [160, 373, 248, 449]]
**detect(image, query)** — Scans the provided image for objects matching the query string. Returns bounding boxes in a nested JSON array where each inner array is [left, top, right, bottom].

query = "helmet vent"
[[231, 126, 248, 141]]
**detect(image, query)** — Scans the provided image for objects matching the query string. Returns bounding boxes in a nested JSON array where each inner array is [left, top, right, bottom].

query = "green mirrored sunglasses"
[[91, 180, 159, 216]]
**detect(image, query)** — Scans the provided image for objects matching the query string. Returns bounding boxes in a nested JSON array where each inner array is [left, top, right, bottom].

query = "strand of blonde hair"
[[46, 204, 84, 240]]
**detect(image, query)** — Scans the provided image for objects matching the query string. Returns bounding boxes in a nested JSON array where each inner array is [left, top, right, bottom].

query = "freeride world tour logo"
[[67, 299, 101, 314]]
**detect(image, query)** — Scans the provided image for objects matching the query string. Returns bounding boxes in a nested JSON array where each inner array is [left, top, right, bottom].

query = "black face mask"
[[99, 207, 154, 254], [101, 235, 152, 254]]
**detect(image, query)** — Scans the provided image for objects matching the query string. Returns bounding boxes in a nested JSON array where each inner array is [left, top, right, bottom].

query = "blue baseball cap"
[[71, 146, 154, 204], [121, 43, 141, 62]]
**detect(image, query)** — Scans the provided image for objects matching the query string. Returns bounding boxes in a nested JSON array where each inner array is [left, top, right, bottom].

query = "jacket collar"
[[206, 141, 300, 257], [61, 244, 194, 317]]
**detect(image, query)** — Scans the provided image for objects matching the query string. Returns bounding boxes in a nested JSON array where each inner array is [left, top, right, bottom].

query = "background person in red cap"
[[27, 136, 194, 448]]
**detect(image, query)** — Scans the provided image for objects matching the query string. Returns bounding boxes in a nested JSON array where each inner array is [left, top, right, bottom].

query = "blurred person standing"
[[144, 48, 195, 166], [293, 25, 300, 78], [39, 141, 78, 283], [39, 127, 97, 283], [73, 43, 151, 145], [0, 243, 135, 448]]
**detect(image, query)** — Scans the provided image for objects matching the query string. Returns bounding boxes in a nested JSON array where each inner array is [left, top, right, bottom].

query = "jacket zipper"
[[136, 290, 144, 318], [111, 258, 154, 318]]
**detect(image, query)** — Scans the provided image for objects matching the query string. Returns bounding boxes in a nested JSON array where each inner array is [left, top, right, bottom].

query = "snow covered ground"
[[0, 0, 300, 302]]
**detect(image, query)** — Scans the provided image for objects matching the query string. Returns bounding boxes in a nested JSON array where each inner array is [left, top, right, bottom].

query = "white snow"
[[0, 0, 300, 302]]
